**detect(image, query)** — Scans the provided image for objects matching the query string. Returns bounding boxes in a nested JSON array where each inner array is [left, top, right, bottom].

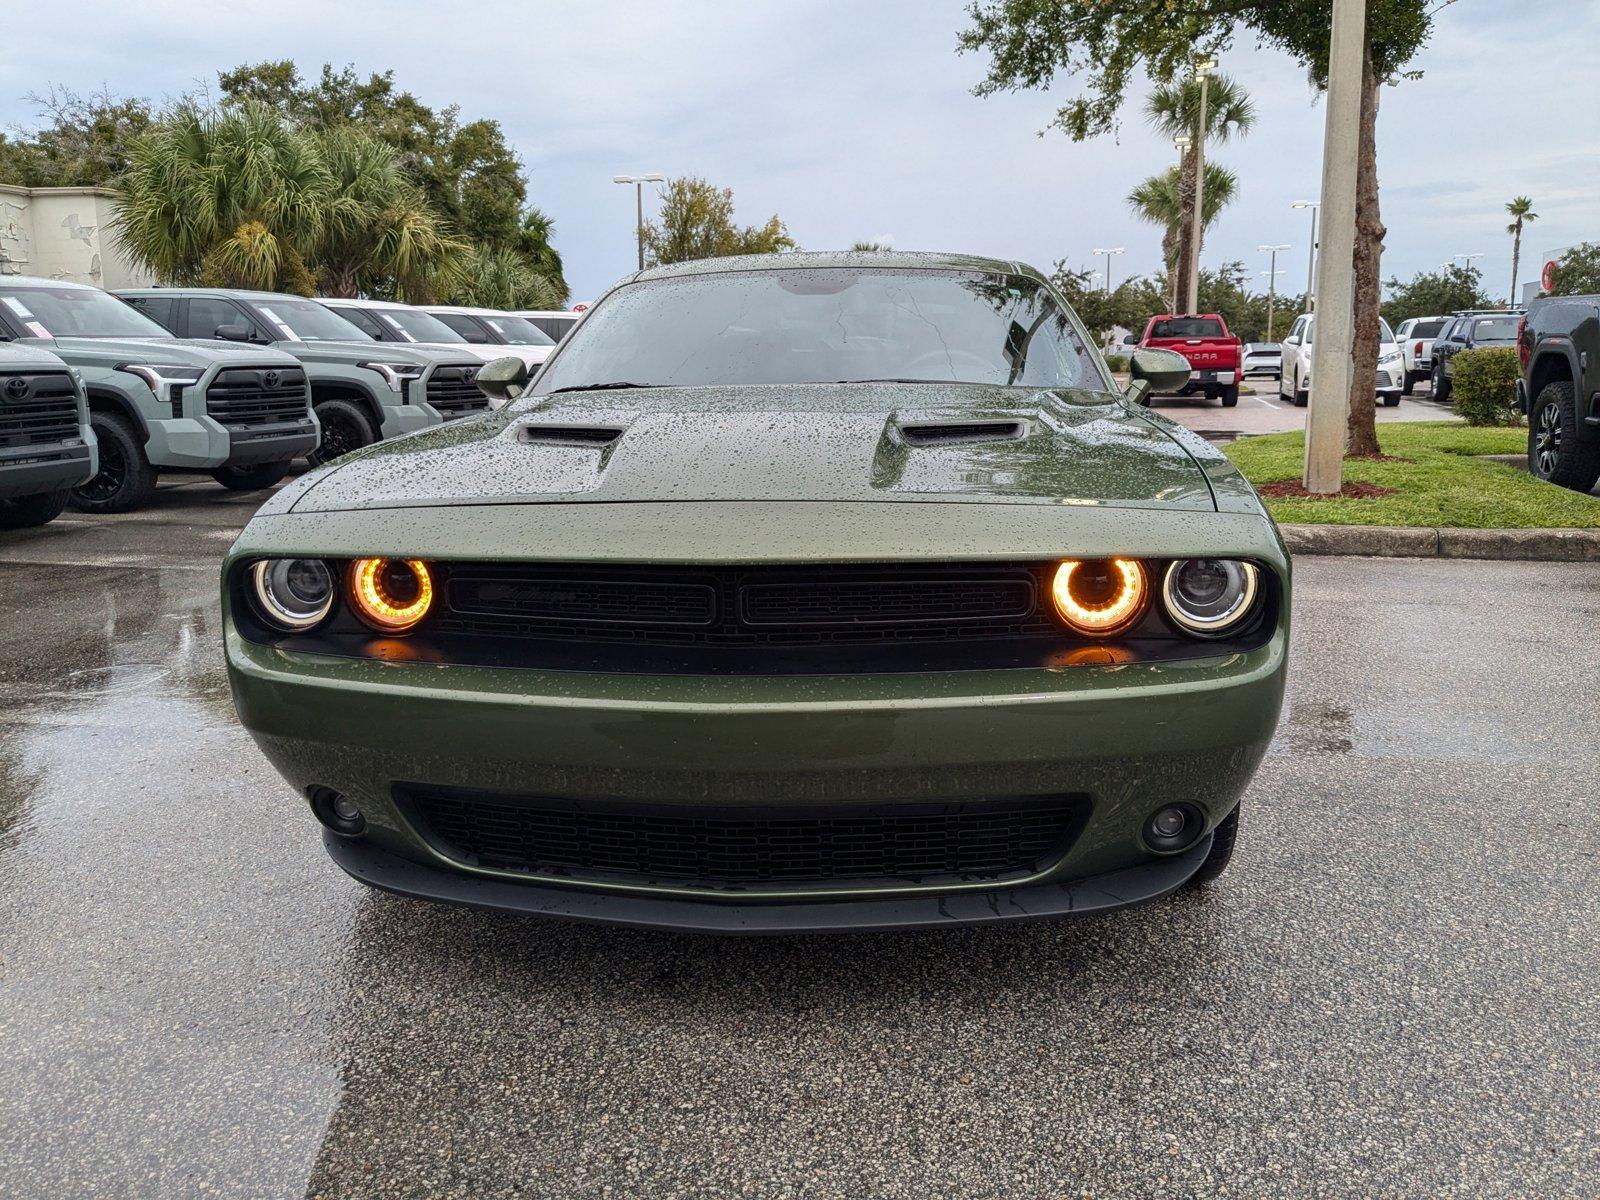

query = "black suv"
[[1430, 311, 1520, 402]]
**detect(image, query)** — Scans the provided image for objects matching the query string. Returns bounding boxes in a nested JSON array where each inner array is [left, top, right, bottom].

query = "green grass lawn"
[[1223, 422, 1600, 527]]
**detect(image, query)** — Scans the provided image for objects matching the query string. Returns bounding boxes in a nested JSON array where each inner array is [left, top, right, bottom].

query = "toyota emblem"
[[264, 370, 281, 388], [3, 377, 27, 400]]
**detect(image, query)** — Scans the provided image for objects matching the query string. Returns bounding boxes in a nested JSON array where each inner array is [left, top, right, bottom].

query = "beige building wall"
[[0, 184, 156, 289]]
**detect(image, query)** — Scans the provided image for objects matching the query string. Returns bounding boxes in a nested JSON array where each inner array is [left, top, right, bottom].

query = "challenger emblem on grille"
[[4, 377, 28, 399]]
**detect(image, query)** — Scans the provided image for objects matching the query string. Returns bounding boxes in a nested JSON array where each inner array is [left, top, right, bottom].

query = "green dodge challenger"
[[224, 251, 1289, 932]]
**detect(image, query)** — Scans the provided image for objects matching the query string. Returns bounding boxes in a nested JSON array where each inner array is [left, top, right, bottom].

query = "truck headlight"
[[115, 363, 205, 392], [358, 362, 426, 393]]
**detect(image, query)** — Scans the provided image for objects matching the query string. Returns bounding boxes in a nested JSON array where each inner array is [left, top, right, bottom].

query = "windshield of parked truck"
[[0, 285, 170, 339], [533, 267, 1108, 393], [374, 308, 468, 343], [259, 298, 375, 342], [477, 314, 555, 346]]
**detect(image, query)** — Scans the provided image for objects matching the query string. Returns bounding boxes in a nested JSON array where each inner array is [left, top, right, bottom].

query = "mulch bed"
[[1258, 480, 1399, 500]]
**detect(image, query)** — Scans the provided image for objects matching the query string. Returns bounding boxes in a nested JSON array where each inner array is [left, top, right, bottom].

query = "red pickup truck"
[[1128, 314, 1243, 407]]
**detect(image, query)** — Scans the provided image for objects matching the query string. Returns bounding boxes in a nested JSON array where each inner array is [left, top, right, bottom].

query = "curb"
[[1281, 524, 1600, 562]]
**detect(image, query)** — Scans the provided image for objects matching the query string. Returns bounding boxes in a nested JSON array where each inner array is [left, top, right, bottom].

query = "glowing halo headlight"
[[1161, 559, 1260, 637], [1050, 558, 1148, 636], [248, 559, 335, 632], [348, 558, 434, 633]]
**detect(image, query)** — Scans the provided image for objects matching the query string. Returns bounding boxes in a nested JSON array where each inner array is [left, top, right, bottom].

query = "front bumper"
[[0, 441, 93, 500], [228, 626, 1286, 921]]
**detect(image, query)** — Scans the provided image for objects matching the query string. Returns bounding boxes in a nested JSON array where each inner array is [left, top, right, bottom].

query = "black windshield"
[[534, 268, 1107, 394]]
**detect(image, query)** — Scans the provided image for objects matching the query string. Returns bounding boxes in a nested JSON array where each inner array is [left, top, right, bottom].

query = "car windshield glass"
[[1302, 318, 1395, 345], [1411, 319, 1446, 337], [1473, 318, 1517, 340], [477, 314, 555, 346], [0, 286, 170, 339], [534, 268, 1106, 393], [375, 308, 467, 343], [1150, 318, 1224, 338], [258, 298, 374, 342]]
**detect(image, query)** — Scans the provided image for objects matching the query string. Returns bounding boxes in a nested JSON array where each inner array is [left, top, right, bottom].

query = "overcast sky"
[[3, 0, 1595, 304]]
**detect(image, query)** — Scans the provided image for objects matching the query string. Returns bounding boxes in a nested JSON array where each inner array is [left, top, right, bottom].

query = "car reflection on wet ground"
[[2, 486, 1597, 1198]]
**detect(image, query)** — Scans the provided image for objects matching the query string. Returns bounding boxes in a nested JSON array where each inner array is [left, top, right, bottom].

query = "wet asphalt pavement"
[[2, 482, 1597, 1199]]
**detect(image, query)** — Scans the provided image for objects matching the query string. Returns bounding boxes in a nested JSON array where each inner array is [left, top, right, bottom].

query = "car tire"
[[1381, 393, 1402, 408], [0, 488, 71, 530], [71, 411, 156, 514], [1402, 371, 1415, 396], [1219, 383, 1239, 407], [310, 399, 378, 466], [1293, 372, 1309, 408], [1185, 804, 1240, 889], [1432, 366, 1452, 404], [211, 460, 292, 491], [1529, 380, 1600, 493]]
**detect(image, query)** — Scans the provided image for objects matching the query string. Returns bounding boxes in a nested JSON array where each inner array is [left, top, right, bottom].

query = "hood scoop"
[[897, 418, 1029, 447], [518, 423, 626, 448]]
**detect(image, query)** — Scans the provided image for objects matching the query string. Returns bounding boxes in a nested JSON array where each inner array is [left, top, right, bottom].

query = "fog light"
[[1143, 803, 1203, 853], [308, 786, 366, 837]]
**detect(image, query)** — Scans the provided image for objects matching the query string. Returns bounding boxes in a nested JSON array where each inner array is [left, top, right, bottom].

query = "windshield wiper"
[[548, 381, 663, 394], [826, 377, 962, 385]]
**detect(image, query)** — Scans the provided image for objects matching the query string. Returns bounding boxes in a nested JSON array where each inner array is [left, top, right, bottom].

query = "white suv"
[[1393, 316, 1449, 396], [1278, 313, 1405, 408]]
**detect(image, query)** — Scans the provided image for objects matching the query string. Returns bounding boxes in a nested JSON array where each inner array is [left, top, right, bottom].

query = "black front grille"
[[206, 367, 309, 428], [439, 562, 1056, 649], [0, 371, 80, 449], [401, 787, 1088, 891], [426, 365, 490, 419]]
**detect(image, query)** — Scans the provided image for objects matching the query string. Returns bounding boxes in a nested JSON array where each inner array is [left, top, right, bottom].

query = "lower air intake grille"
[[400, 788, 1088, 891]]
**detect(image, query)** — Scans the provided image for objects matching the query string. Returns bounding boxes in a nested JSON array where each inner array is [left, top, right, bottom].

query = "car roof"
[[515, 310, 579, 318], [628, 249, 1034, 284], [320, 297, 413, 310], [423, 305, 509, 316], [116, 286, 317, 302], [1, 274, 100, 291]]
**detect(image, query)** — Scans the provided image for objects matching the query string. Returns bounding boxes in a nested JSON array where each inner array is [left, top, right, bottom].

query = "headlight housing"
[[348, 558, 434, 632], [115, 363, 205, 393], [1161, 559, 1260, 636], [248, 559, 336, 632], [1050, 559, 1148, 636], [358, 362, 426, 393]]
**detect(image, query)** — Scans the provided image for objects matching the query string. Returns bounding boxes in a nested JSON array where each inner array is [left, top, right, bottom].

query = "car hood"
[[22, 336, 302, 368], [281, 382, 1226, 515], [269, 340, 483, 368]]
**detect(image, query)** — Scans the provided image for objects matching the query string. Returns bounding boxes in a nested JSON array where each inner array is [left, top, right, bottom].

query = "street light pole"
[[1092, 247, 1124, 292], [1302, 0, 1368, 495], [1186, 57, 1218, 315], [612, 173, 665, 271], [1258, 244, 1290, 340], [1292, 201, 1320, 310]]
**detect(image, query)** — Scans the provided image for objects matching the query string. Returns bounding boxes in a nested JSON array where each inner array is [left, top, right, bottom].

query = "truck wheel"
[[1402, 372, 1415, 396], [0, 489, 71, 530], [310, 399, 378, 466], [71, 412, 156, 514], [1529, 380, 1600, 493], [1219, 384, 1239, 407], [1381, 392, 1402, 408], [211, 461, 292, 491], [1432, 366, 1452, 404], [1185, 804, 1240, 889], [1293, 372, 1309, 408]]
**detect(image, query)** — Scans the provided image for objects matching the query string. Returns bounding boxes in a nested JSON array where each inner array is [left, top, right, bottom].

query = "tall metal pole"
[[1092, 247, 1124, 292], [1186, 59, 1216, 315], [634, 182, 645, 271], [1302, 0, 1368, 494], [1258, 244, 1289, 341], [1294, 202, 1320, 310]]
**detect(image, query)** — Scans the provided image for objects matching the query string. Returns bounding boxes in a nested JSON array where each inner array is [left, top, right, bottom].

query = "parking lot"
[[2, 484, 1596, 1199], [1147, 375, 1459, 440]]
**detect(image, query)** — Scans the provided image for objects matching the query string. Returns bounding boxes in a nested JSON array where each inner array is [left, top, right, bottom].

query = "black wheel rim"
[[316, 411, 363, 462], [77, 436, 127, 504], [1534, 401, 1561, 478]]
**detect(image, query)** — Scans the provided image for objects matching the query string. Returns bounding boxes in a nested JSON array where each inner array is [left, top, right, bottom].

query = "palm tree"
[[1127, 162, 1239, 310], [451, 245, 565, 310], [1142, 73, 1254, 310], [1505, 196, 1538, 304]]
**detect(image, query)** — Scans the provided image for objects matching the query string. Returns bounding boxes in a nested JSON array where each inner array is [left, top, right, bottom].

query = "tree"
[[0, 86, 154, 187], [641, 176, 795, 267], [1126, 162, 1239, 309], [1379, 264, 1489, 326], [851, 240, 893, 251], [1051, 263, 1165, 343], [113, 104, 466, 301], [451, 245, 565, 310], [1141, 73, 1254, 310], [1504, 196, 1538, 306], [959, 0, 1436, 459], [1546, 243, 1600, 297]]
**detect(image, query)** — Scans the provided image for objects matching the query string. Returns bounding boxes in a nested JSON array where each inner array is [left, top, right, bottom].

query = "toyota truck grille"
[[425, 366, 490, 419], [0, 370, 80, 448], [205, 367, 309, 428]]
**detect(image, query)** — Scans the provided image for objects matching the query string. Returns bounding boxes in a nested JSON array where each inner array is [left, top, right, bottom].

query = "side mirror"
[[1122, 333, 1138, 346], [214, 323, 253, 342], [475, 355, 531, 409], [1127, 347, 1191, 394], [461, 327, 491, 344], [1284, 335, 1300, 346]]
